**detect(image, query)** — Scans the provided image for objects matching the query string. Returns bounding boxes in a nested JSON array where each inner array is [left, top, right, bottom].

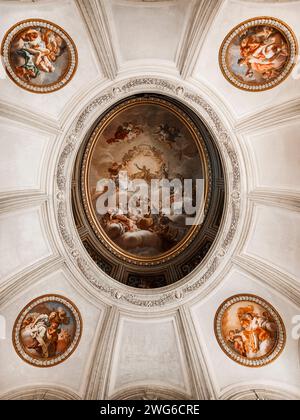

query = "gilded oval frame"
[[80, 96, 212, 266]]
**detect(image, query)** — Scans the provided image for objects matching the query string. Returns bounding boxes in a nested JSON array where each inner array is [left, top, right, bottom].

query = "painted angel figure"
[[28, 313, 51, 358], [21, 308, 70, 359], [237, 307, 276, 358], [227, 330, 247, 357], [154, 124, 182, 148], [133, 163, 157, 183], [13, 28, 64, 81], [107, 122, 143, 144], [160, 163, 169, 179], [238, 26, 289, 81]]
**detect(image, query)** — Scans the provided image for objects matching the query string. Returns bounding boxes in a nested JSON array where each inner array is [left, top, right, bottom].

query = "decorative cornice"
[[0, 256, 64, 308], [238, 0, 300, 3], [0, 100, 61, 135], [0, 192, 48, 214], [178, 306, 216, 400], [233, 191, 300, 304], [0, 385, 81, 401], [233, 254, 300, 307], [0, 197, 61, 308], [176, 0, 223, 79], [0, 197, 62, 291], [84, 306, 119, 400], [236, 98, 300, 134], [110, 386, 190, 401], [249, 189, 300, 212], [54, 76, 242, 308], [76, 0, 118, 79], [220, 383, 300, 401]]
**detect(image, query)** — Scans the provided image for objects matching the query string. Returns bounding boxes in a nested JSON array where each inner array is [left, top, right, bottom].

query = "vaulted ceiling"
[[0, 0, 299, 400]]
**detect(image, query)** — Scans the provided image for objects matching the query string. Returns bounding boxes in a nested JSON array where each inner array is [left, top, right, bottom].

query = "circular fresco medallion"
[[80, 96, 211, 266], [214, 294, 286, 367], [219, 17, 298, 91], [13, 295, 82, 367], [1, 19, 77, 93]]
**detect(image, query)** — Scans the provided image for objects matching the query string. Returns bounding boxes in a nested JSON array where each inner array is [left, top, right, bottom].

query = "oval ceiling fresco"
[[82, 97, 210, 263], [72, 95, 225, 288], [219, 17, 298, 91], [1, 19, 77, 93]]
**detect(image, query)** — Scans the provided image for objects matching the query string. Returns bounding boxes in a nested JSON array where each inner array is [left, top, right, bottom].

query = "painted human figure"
[[25, 308, 68, 358], [238, 310, 275, 358], [227, 330, 247, 357], [107, 123, 143, 144], [238, 27, 289, 81], [13, 28, 63, 81], [28, 313, 51, 358]]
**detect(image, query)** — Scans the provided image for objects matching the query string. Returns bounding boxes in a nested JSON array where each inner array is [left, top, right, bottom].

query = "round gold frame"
[[12, 294, 82, 368], [1, 19, 78, 94], [214, 294, 286, 368], [219, 17, 298, 92], [81, 96, 212, 266]]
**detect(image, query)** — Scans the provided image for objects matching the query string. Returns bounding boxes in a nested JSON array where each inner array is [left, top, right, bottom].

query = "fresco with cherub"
[[85, 101, 206, 260], [221, 301, 279, 360], [220, 18, 298, 91], [2, 20, 77, 93], [13, 296, 81, 366]]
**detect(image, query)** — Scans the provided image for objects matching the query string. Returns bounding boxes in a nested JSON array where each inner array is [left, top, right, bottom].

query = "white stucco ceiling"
[[0, 0, 299, 400]]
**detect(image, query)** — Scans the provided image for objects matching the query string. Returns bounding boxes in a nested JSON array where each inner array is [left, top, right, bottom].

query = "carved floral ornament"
[[55, 77, 242, 308]]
